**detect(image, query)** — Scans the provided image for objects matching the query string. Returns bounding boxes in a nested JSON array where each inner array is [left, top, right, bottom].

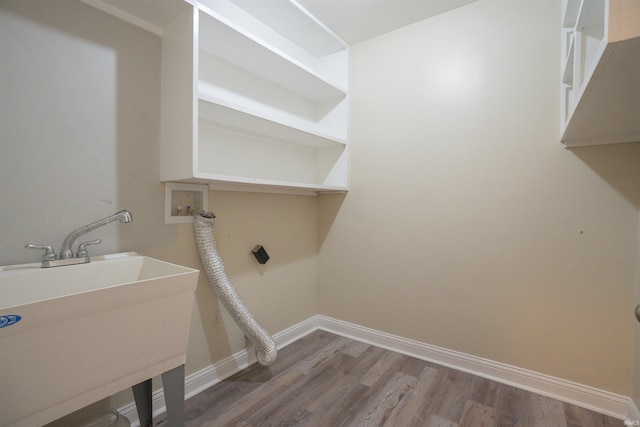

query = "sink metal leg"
[[132, 379, 153, 427], [161, 364, 185, 427], [131, 365, 185, 427]]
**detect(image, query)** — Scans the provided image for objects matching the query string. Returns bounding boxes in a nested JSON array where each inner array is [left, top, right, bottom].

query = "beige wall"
[[319, 0, 640, 395], [147, 191, 319, 374]]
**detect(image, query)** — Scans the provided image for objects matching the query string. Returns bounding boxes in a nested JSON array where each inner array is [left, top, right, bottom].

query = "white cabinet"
[[560, 0, 640, 146], [83, 0, 349, 195]]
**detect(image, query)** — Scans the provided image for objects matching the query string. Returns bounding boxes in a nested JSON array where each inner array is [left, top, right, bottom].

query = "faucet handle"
[[76, 239, 102, 258], [25, 244, 57, 261]]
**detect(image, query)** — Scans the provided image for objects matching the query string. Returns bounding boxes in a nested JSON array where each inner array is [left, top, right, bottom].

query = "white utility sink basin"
[[0, 252, 199, 427]]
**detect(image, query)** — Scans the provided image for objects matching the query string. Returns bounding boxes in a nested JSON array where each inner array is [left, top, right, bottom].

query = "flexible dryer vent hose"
[[194, 211, 277, 366]]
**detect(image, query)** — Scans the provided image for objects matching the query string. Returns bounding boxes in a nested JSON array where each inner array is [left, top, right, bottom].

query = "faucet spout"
[[59, 210, 133, 259]]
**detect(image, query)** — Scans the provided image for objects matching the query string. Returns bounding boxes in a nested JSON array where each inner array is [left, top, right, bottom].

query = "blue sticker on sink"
[[0, 315, 21, 328]]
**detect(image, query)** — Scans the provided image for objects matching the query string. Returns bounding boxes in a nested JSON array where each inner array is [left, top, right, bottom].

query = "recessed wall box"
[[165, 182, 208, 224], [251, 245, 269, 264]]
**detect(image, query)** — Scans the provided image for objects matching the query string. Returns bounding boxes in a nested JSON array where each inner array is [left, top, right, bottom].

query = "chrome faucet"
[[59, 210, 132, 259], [26, 210, 133, 267]]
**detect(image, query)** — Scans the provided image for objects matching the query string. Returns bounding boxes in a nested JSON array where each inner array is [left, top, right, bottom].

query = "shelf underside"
[[562, 37, 640, 146], [80, 0, 191, 35], [228, 0, 346, 57]]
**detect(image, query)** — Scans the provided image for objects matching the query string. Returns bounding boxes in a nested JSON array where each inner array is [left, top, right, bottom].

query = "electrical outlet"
[[251, 245, 269, 264]]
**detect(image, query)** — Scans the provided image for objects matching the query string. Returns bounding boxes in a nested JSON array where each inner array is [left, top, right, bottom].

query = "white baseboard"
[[314, 315, 630, 420], [122, 314, 634, 424], [629, 398, 640, 421]]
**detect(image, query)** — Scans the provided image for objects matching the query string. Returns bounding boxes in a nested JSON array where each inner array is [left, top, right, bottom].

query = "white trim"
[[629, 399, 640, 422], [122, 314, 634, 424], [79, 0, 164, 36], [315, 315, 629, 420]]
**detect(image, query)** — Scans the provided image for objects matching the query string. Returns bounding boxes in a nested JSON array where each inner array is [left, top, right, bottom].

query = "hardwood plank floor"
[[156, 331, 623, 426]]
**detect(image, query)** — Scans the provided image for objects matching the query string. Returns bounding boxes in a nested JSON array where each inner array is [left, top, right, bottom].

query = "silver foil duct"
[[194, 211, 277, 366]]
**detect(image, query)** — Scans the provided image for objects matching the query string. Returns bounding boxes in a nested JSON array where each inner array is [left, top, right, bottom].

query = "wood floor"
[[156, 331, 622, 426]]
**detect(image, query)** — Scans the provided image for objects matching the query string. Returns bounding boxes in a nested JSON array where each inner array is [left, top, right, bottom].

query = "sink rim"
[[0, 252, 199, 311], [1, 251, 142, 272]]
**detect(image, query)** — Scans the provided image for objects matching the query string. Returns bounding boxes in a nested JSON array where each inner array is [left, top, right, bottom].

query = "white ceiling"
[[86, 0, 477, 46], [296, 0, 477, 46]]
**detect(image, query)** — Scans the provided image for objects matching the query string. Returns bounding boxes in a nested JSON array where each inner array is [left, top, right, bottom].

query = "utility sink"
[[0, 252, 199, 427]]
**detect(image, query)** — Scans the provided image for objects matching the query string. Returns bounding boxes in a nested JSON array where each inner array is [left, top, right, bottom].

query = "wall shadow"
[[318, 192, 347, 248], [567, 141, 640, 208]]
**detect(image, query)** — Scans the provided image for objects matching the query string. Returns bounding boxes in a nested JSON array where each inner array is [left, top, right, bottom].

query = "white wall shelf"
[[562, 0, 582, 27], [82, 0, 349, 195], [80, 0, 195, 36], [560, 0, 640, 146], [198, 10, 346, 102], [228, 0, 345, 57], [197, 53, 347, 144], [197, 98, 347, 148]]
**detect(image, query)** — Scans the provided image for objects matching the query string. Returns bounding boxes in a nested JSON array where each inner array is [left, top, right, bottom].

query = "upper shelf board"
[[561, 36, 640, 146], [562, 0, 581, 27], [228, 0, 347, 56]]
